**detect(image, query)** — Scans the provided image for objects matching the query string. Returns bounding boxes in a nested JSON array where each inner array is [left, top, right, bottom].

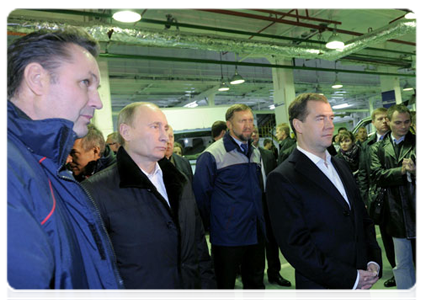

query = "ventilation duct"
[[7, 18, 415, 61]]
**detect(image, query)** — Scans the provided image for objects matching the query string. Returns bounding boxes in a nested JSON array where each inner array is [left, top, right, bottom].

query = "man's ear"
[[226, 120, 232, 132], [119, 123, 131, 144], [92, 146, 101, 160], [292, 119, 303, 135], [23, 62, 48, 96]]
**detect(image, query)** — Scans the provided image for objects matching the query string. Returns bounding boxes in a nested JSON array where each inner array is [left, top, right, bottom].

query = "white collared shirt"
[[140, 162, 170, 207], [297, 145, 350, 208]]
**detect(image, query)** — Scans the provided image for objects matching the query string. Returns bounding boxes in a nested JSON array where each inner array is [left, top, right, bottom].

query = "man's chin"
[[241, 134, 252, 142], [74, 128, 88, 138]]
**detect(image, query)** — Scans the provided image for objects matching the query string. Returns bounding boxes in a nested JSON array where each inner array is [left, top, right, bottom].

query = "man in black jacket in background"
[[252, 126, 291, 287], [82, 102, 216, 289], [69, 124, 116, 182], [370, 104, 415, 289], [165, 125, 194, 183]]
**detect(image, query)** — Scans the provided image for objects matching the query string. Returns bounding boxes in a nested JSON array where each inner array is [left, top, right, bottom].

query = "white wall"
[[162, 106, 231, 131]]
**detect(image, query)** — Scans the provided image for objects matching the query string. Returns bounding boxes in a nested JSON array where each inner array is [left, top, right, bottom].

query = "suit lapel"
[[291, 150, 350, 211], [399, 138, 414, 161]]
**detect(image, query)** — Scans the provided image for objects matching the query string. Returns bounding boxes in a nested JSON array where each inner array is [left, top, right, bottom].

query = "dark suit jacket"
[[277, 137, 296, 165], [172, 154, 194, 183], [258, 147, 277, 176], [266, 149, 382, 289]]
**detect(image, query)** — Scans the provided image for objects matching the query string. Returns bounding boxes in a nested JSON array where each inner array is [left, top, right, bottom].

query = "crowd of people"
[[7, 27, 416, 291]]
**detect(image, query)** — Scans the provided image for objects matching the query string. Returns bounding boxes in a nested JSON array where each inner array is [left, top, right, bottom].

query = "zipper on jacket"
[[58, 170, 124, 288]]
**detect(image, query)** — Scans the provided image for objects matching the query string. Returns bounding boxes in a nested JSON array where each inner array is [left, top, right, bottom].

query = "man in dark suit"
[[165, 125, 194, 183], [275, 122, 296, 165], [251, 126, 291, 287], [266, 93, 382, 289]]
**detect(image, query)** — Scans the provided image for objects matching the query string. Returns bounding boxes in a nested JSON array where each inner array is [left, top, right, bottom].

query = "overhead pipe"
[[200, 9, 416, 47], [7, 17, 415, 63], [99, 53, 415, 78], [16, 9, 415, 57]]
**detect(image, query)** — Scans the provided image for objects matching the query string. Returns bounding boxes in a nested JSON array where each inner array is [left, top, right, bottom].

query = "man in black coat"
[[275, 122, 296, 165], [266, 93, 382, 289], [251, 126, 291, 287], [370, 104, 416, 289], [357, 107, 396, 288], [165, 125, 194, 183], [82, 102, 216, 289]]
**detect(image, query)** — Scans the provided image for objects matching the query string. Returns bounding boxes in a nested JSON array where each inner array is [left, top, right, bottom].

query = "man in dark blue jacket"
[[7, 28, 123, 288], [82, 102, 216, 289], [193, 104, 266, 289]]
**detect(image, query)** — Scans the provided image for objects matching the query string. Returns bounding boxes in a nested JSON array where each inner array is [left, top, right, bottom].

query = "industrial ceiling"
[[7, 8, 416, 129]]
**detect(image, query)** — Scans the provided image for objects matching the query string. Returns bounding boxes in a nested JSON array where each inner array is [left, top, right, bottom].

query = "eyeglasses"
[[107, 142, 117, 146]]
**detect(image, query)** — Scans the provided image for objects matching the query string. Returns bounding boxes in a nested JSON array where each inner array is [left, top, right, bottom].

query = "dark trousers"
[[379, 223, 396, 269], [212, 232, 265, 289], [262, 193, 281, 277]]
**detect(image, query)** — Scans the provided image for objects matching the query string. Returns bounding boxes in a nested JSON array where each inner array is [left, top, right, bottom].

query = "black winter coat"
[[357, 133, 378, 208], [370, 131, 416, 239], [82, 147, 216, 289]]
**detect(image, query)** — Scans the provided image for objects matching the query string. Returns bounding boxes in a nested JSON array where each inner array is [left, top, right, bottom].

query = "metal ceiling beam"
[[100, 53, 415, 78], [249, 9, 342, 25], [199, 9, 416, 47], [177, 85, 221, 107], [18, 9, 415, 57]]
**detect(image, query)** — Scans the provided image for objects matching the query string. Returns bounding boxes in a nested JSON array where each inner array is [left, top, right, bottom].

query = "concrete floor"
[[230, 226, 420, 300]]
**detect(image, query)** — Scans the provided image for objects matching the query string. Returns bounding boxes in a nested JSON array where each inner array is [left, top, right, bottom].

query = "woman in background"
[[336, 131, 361, 180]]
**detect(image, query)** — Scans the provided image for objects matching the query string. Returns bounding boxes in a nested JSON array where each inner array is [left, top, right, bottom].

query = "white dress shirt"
[[297, 145, 350, 208], [140, 162, 170, 207]]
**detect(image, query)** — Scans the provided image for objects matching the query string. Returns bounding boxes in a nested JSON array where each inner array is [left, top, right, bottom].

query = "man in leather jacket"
[[370, 104, 416, 289]]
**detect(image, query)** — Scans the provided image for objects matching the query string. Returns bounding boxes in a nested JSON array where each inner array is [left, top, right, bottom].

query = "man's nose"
[[90, 90, 103, 110]]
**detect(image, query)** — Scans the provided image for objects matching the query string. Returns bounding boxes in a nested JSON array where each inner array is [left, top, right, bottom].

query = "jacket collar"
[[7, 101, 76, 167], [223, 131, 252, 156], [117, 147, 186, 216], [380, 130, 415, 161], [289, 148, 352, 211]]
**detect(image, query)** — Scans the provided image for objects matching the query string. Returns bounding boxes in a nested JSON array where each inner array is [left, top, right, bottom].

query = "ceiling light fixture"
[[332, 103, 350, 109], [218, 52, 230, 92], [404, 12, 420, 20], [230, 66, 245, 85], [184, 101, 198, 108], [112, 10, 142, 23], [403, 81, 414, 91], [332, 73, 343, 89], [218, 81, 230, 92], [325, 26, 344, 50]]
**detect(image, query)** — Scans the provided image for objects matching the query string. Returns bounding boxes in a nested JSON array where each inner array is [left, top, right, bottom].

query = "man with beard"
[[193, 104, 266, 289]]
